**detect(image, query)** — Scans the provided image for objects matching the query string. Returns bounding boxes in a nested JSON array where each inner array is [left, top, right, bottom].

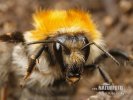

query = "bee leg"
[[96, 65, 113, 85], [96, 65, 119, 93], [85, 64, 115, 94], [85, 64, 113, 85], [21, 46, 45, 87], [0, 84, 7, 100], [94, 49, 133, 65]]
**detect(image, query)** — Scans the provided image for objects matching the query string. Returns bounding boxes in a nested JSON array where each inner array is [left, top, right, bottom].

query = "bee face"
[[53, 34, 90, 84], [1, 10, 116, 87]]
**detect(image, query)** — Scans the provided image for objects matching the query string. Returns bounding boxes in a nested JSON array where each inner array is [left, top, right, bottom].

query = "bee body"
[[11, 10, 105, 86], [0, 8, 132, 100]]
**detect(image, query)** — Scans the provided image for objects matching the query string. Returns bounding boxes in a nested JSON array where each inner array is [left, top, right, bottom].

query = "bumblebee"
[[0, 9, 132, 88]]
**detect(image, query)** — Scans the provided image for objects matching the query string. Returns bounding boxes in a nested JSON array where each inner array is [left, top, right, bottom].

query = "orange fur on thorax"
[[28, 9, 102, 41]]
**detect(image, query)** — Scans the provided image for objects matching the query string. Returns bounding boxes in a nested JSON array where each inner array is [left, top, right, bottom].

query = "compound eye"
[[80, 37, 90, 61]]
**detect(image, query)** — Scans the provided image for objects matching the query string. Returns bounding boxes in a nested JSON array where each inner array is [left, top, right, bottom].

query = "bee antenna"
[[23, 45, 45, 82], [27, 40, 71, 54], [81, 42, 94, 50], [82, 42, 120, 66], [93, 42, 120, 66]]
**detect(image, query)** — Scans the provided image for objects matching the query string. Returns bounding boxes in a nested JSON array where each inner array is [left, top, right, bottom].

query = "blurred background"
[[0, 0, 133, 100]]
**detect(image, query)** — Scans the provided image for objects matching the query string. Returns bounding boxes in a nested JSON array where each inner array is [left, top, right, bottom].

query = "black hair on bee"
[[0, 31, 24, 43]]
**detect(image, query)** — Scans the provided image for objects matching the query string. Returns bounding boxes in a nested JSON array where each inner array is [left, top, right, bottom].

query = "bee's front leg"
[[85, 64, 115, 94], [86, 64, 113, 85], [96, 65, 113, 85], [20, 45, 45, 87]]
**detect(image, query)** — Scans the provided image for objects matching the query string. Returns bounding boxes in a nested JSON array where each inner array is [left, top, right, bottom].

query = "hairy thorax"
[[12, 43, 62, 86]]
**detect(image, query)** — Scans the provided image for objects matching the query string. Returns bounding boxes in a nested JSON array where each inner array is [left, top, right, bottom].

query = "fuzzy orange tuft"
[[29, 10, 102, 41]]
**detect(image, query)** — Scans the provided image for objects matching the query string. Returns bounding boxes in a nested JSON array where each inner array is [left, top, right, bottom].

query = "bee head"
[[27, 33, 94, 85], [53, 34, 90, 84]]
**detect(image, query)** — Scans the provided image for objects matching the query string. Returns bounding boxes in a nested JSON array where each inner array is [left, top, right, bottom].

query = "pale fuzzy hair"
[[12, 44, 62, 87], [86, 39, 105, 64], [64, 51, 85, 66]]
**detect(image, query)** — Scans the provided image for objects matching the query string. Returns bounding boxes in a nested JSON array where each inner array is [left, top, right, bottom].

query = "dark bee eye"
[[53, 42, 65, 70], [81, 37, 90, 61]]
